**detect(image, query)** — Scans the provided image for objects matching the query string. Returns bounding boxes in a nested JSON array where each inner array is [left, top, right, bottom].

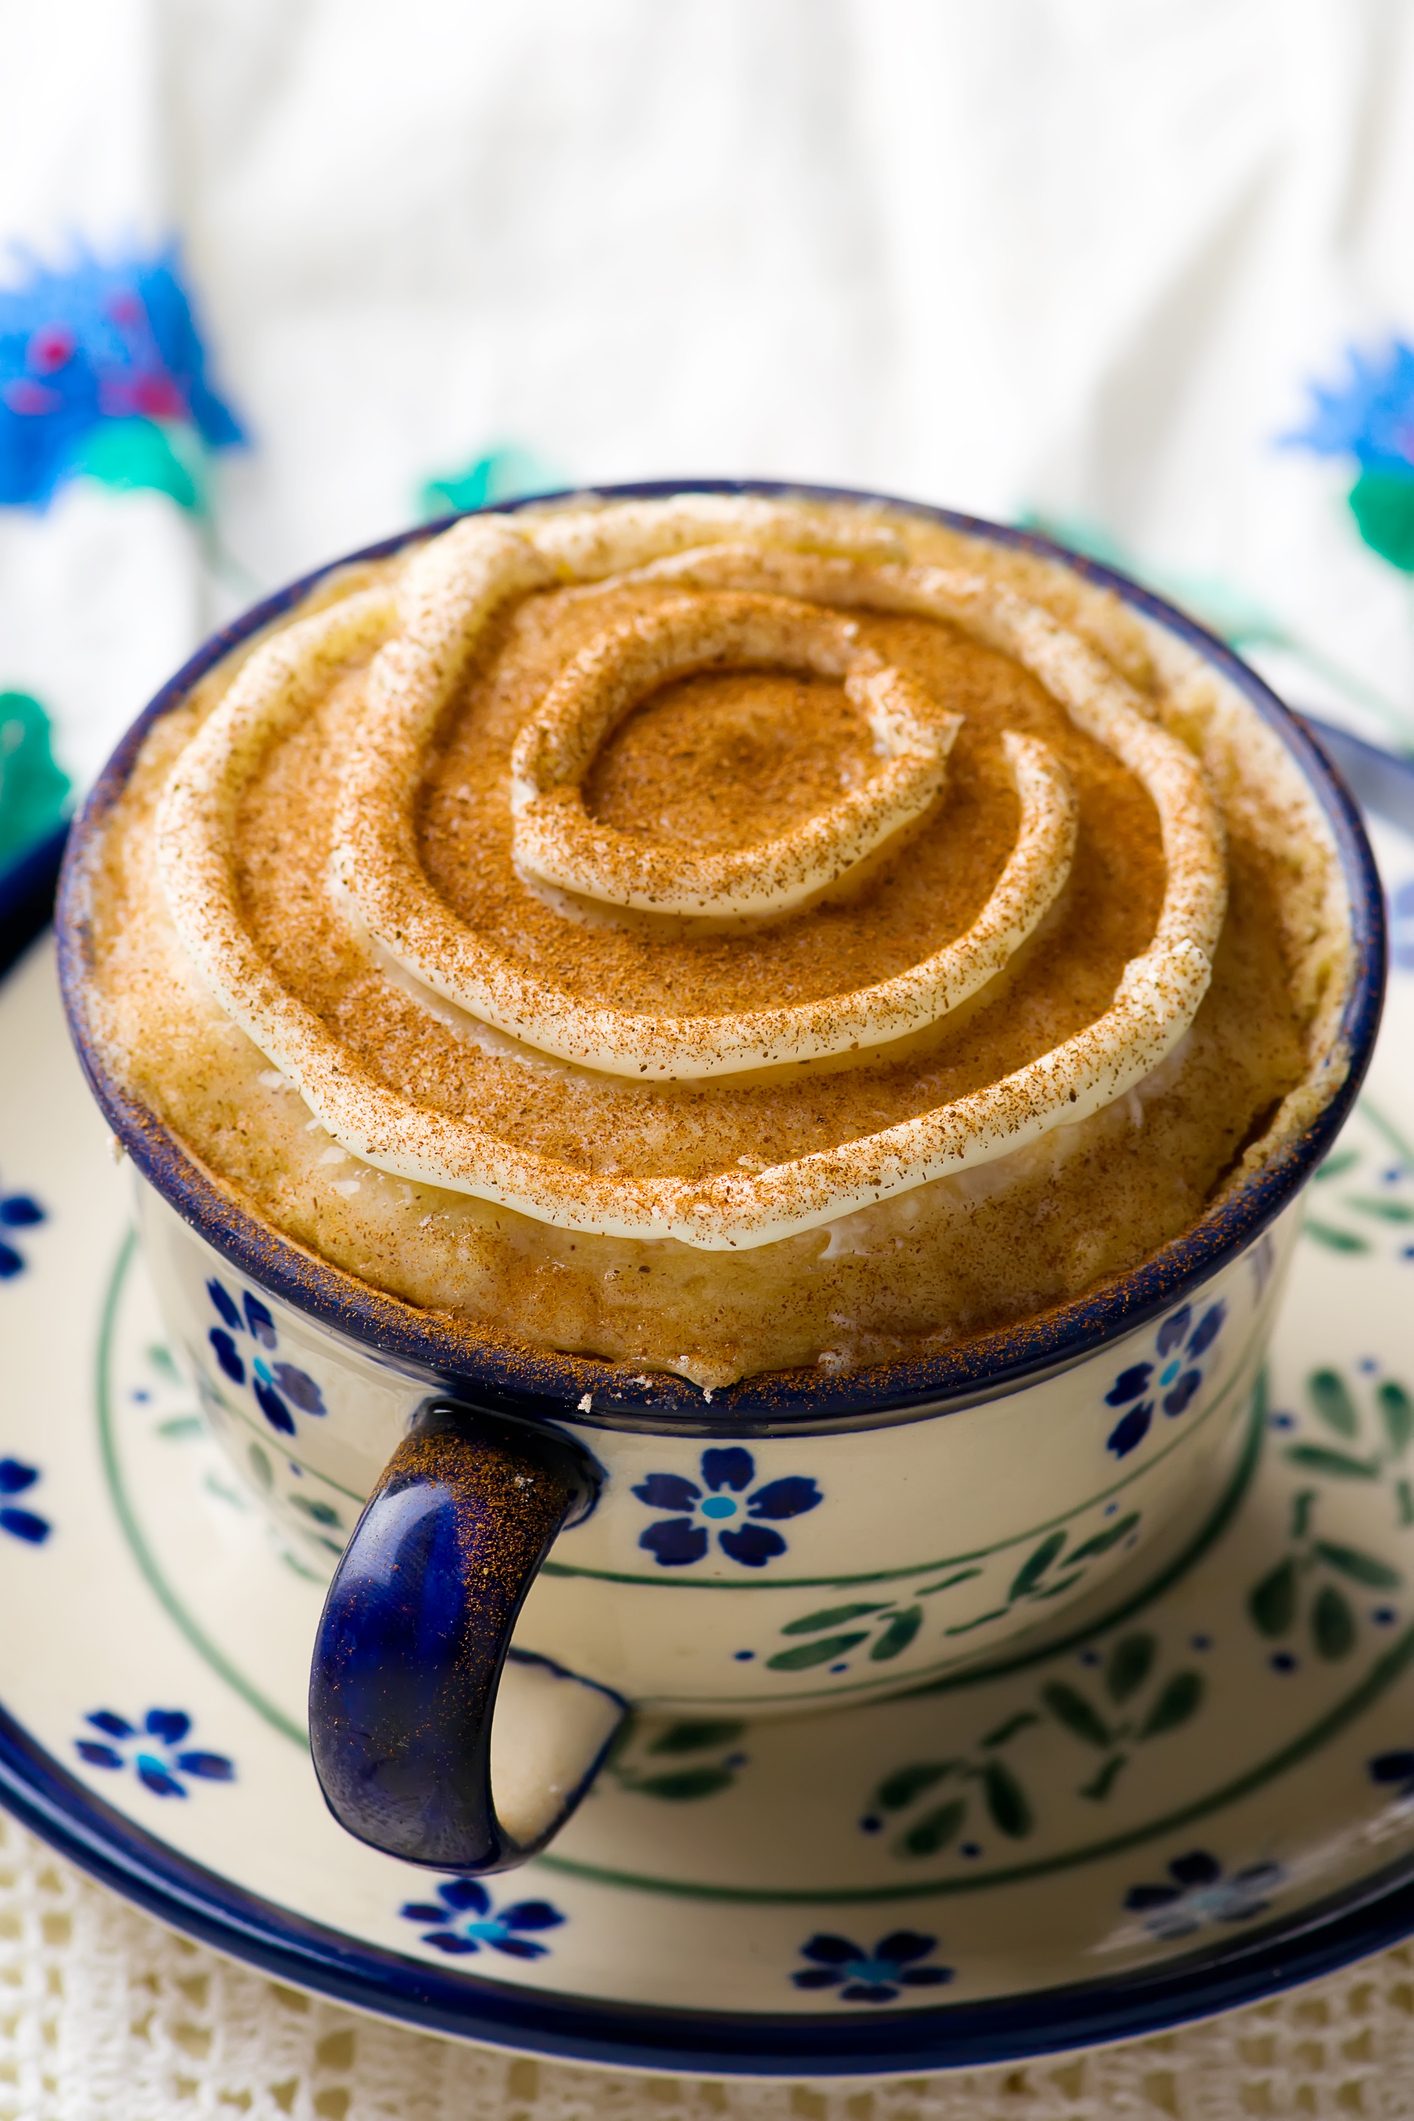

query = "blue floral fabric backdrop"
[[3, 0, 1414, 875]]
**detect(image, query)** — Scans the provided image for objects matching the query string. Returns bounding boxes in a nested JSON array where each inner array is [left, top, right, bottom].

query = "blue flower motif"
[[791, 1930, 954, 2006], [1390, 879, 1414, 975], [1283, 340, 1414, 475], [205, 1277, 325, 1436], [0, 240, 243, 510], [399, 1876, 564, 1959], [74, 1707, 234, 1798], [0, 1458, 49, 1545], [1369, 1749, 1414, 1811], [632, 1447, 822, 1569], [1123, 1849, 1283, 1940], [0, 1181, 45, 1280], [1104, 1300, 1226, 1459]]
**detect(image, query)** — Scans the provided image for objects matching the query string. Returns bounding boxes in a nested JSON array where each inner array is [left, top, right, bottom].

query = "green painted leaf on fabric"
[[419, 444, 560, 520], [1309, 1369, 1360, 1438], [646, 1720, 744, 1755], [70, 417, 203, 511], [1314, 1149, 1360, 1182], [0, 690, 71, 864], [1348, 467, 1414, 573]]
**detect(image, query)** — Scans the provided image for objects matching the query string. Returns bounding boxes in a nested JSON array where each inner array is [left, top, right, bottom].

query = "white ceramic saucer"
[[2, 725, 1414, 2078]]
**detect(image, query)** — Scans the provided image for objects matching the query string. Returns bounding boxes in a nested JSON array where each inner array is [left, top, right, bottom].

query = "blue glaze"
[[633, 1448, 823, 1568], [1123, 1850, 1284, 1940], [792, 1929, 954, 2004], [73, 1707, 233, 1798], [0, 1457, 49, 1544], [309, 1398, 619, 1871], [1104, 1301, 1227, 1459]]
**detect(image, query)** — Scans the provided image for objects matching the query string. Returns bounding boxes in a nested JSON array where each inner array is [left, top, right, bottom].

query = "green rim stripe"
[[537, 1624, 1414, 1904], [544, 1334, 1263, 1591], [644, 1381, 1266, 1709], [98, 1231, 309, 1751]]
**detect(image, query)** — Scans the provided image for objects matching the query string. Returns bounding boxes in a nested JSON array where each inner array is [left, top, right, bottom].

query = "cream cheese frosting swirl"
[[154, 496, 1227, 1250]]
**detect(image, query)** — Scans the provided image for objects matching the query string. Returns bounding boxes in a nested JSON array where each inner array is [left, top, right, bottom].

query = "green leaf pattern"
[[1243, 1365, 1410, 1664], [763, 1506, 1140, 1676]]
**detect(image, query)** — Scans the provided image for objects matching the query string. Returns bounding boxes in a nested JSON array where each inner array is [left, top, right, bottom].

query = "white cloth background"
[[4, 2, 1414, 2114], [4, 0, 1414, 783]]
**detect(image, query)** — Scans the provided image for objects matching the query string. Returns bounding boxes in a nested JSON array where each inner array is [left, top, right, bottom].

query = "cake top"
[[87, 493, 1351, 1253]]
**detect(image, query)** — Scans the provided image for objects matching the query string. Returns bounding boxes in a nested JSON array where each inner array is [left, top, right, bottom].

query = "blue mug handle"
[[309, 1399, 626, 1871]]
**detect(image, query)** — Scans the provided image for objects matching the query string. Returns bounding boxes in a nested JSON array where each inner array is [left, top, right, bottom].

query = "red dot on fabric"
[[130, 373, 186, 420], [2, 379, 59, 416], [27, 327, 75, 373], [105, 289, 143, 326]]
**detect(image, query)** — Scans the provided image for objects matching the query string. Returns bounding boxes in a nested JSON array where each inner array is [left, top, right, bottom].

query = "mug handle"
[[308, 1398, 627, 1871]]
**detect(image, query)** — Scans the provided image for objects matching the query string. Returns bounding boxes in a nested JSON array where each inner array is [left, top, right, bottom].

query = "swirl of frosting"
[[154, 496, 1227, 1250]]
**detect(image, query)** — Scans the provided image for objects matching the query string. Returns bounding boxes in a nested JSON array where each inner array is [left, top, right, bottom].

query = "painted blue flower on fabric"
[[1105, 1300, 1226, 1459], [1369, 1749, 1414, 1813], [205, 1277, 325, 1437], [1123, 1849, 1283, 1940], [791, 1930, 954, 2006], [1284, 340, 1414, 572], [0, 1181, 45, 1280], [399, 1876, 564, 1959], [1283, 340, 1414, 475], [74, 1708, 234, 1798], [0, 1459, 49, 1545], [633, 1447, 822, 1569], [1389, 879, 1414, 975], [0, 240, 243, 511]]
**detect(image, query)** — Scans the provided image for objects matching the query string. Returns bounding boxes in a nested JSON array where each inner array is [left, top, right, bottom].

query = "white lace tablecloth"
[[1, 1804, 1410, 2121]]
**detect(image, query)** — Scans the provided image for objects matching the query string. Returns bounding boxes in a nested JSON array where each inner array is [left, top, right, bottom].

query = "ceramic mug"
[[56, 483, 1387, 1877]]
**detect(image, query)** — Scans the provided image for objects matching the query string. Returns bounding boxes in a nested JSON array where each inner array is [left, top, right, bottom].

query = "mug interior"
[[55, 480, 1388, 1435]]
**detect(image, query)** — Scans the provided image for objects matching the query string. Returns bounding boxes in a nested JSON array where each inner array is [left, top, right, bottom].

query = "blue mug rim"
[[55, 478, 1388, 1435]]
